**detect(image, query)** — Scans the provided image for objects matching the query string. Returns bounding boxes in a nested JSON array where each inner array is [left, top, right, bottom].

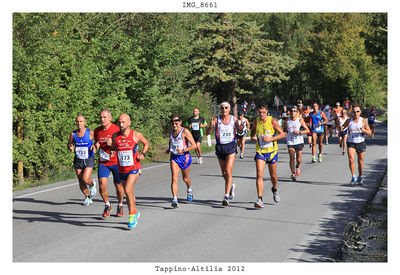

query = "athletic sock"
[[105, 202, 110, 206], [173, 196, 178, 201], [118, 203, 123, 206]]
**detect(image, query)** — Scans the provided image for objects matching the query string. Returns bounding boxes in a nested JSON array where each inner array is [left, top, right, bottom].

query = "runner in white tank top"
[[336, 109, 349, 155], [236, 112, 250, 159], [283, 106, 310, 181], [340, 105, 371, 185], [323, 105, 334, 144]]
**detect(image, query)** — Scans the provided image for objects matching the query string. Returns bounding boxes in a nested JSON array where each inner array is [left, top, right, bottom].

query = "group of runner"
[[67, 99, 376, 229]]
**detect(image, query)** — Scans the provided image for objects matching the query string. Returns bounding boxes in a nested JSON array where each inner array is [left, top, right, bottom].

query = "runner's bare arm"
[[321, 112, 328, 125], [136, 132, 150, 160], [205, 117, 217, 136], [362, 118, 372, 136], [269, 118, 286, 141], [182, 129, 197, 153], [250, 119, 257, 141], [67, 133, 74, 153], [89, 130, 96, 153], [299, 117, 310, 135]]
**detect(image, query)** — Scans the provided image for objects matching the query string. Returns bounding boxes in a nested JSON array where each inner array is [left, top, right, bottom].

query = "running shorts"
[[236, 130, 247, 139], [170, 153, 192, 170], [313, 132, 324, 137], [119, 169, 140, 181], [192, 132, 203, 143], [347, 141, 367, 153], [98, 164, 121, 184], [215, 141, 237, 160], [73, 155, 95, 170], [340, 130, 348, 137], [368, 120, 376, 125], [254, 151, 278, 164], [288, 144, 304, 151]]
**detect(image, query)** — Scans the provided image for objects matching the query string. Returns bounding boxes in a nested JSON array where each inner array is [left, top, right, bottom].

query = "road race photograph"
[[8, 1, 395, 274]]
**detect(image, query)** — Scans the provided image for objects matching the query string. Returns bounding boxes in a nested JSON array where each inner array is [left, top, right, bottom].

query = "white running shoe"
[[89, 180, 97, 197], [254, 198, 264, 208], [83, 197, 92, 206], [228, 183, 236, 200], [199, 157, 203, 164], [271, 188, 280, 203]]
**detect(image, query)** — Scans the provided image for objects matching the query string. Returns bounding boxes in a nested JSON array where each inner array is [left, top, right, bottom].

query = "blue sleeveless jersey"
[[310, 110, 324, 133], [73, 128, 94, 159]]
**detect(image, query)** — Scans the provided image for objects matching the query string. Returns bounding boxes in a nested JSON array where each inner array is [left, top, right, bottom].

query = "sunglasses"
[[171, 119, 181, 123], [220, 106, 229, 109], [353, 110, 361, 113], [290, 110, 297, 112]]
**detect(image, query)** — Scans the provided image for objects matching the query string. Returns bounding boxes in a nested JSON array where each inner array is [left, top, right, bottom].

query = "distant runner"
[[368, 106, 377, 139], [310, 103, 327, 163], [251, 104, 286, 208], [337, 109, 349, 155], [67, 116, 97, 206], [302, 105, 313, 148], [111, 114, 149, 229], [206, 102, 239, 207], [333, 102, 343, 136], [167, 114, 197, 208], [94, 109, 125, 218], [283, 106, 310, 181], [323, 104, 334, 145], [187, 108, 208, 164], [341, 104, 372, 185], [236, 111, 250, 159]]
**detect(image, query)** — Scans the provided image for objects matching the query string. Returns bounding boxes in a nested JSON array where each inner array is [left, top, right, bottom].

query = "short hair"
[[257, 103, 268, 110], [170, 113, 181, 120], [352, 103, 360, 109], [100, 109, 112, 117]]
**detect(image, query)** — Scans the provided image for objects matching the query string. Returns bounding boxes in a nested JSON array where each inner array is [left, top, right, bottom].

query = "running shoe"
[[318, 154, 323, 162], [240, 153, 244, 159], [222, 197, 230, 206], [254, 198, 264, 208], [371, 134, 375, 139], [102, 204, 111, 218], [199, 157, 203, 164], [325, 139, 329, 145], [342, 151, 345, 155], [171, 199, 179, 208], [350, 175, 357, 186], [291, 173, 297, 181], [296, 167, 301, 176], [89, 180, 97, 198], [271, 188, 280, 203], [187, 190, 193, 202], [83, 196, 92, 206], [357, 176, 363, 185], [128, 211, 141, 229], [312, 155, 317, 163], [309, 144, 312, 149], [228, 183, 236, 200], [116, 205, 124, 217]]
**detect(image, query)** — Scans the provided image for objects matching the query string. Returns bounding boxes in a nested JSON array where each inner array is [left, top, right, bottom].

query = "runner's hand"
[[106, 138, 112, 146]]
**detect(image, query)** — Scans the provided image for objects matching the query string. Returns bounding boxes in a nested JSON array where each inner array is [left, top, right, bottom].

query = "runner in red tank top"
[[94, 109, 124, 218], [111, 114, 149, 229]]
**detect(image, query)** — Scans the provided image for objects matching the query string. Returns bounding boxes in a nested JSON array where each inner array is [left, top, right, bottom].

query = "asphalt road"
[[13, 122, 387, 262]]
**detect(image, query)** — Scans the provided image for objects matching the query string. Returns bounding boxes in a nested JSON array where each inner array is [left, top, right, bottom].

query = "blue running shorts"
[[98, 164, 121, 184], [170, 153, 192, 170], [254, 151, 278, 164], [119, 169, 140, 181]]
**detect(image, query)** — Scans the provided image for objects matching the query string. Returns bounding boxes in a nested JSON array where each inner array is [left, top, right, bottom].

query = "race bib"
[[99, 148, 110, 162], [351, 132, 362, 139], [313, 125, 322, 132], [191, 122, 200, 131], [220, 130, 233, 143], [259, 135, 273, 148], [118, 150, 134, 167], [75, 146, 88, 159]]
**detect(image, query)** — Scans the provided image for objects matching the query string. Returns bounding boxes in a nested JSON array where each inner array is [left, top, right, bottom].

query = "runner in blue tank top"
[[368, 106, 377, 139], [67, 115, 97, 206], [310, 103, 327, 163]]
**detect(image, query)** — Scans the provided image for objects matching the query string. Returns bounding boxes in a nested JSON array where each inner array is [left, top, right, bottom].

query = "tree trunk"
[[230, 79, 238, 117], [17, 117, 24, 186]]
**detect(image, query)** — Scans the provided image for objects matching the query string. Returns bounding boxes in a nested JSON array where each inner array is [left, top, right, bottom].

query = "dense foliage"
[[13, 13, 387, 185]]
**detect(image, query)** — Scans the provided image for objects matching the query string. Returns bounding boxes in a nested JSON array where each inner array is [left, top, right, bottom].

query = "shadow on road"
[[285, 157, 387, 262]]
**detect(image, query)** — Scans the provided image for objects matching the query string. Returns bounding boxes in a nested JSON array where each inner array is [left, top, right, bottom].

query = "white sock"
[[105, 202, 110, 206]]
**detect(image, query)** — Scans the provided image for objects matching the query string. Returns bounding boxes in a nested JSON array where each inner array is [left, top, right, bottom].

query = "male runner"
[[310, 102, 327, 162], [186, 108, 208, 164], [283, 106, 310, 181], [343, 97, 351, 110], [206, 102, 239, 207], [236, 111, 250, 159], [67, 116, 97, 206], [368, 106, 377, 139], [251, 104, 286, 208], [94, 109, 124, 218], [341, 104, 371, 185], [323, 104, 334, 144], [167, 114, 197, 208], [333, 102, 343, 136], [111, 114, 149, 229], [302, 105, 312, 148]]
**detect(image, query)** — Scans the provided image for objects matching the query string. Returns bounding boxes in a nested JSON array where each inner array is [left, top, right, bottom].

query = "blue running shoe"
[[187, 190, 193, 202], [350, 175, 357, 186], [357, 176, 363, 185], [128, 212, 140, 229]]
